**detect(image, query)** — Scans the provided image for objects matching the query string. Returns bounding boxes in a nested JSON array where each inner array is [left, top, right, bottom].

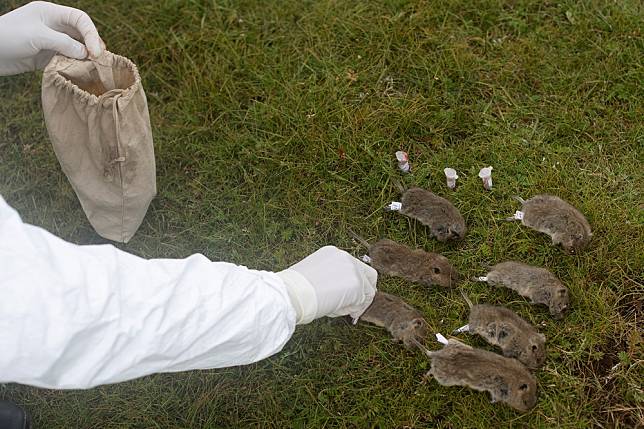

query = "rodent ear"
[[519, 383, 529, 391], [538, 333, 546, 342], [558, 289, 567, 297], [412, 318, 425, 328], [433, 267, 441, 274]]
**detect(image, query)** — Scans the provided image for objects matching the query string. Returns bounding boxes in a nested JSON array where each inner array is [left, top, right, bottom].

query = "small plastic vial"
[[444, 167, 458, 189], [395, 151, 410, 173], [478, 166, 493, 190]]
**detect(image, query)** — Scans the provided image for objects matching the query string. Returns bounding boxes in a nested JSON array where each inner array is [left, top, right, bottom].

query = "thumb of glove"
[[37, 26, 87, 60]]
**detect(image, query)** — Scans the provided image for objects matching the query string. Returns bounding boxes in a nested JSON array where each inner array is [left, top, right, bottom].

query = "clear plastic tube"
[[395, 151, 410, 173], [444, 167, 458, 189], [478, 166, 493, 190]]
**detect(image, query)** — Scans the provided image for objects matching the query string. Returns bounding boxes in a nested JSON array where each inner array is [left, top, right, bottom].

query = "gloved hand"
[[277, 246, 377, 325], [0, 1, 104, 76]]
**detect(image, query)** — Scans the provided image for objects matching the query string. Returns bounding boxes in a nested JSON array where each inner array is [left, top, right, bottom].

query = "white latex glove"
[[0, 1, 104, 76], [277, 246, 377, 325]]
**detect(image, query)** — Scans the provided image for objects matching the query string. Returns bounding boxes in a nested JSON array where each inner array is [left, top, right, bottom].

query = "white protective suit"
[[0, 195, 376, 389], [0, 1, 377, 390]]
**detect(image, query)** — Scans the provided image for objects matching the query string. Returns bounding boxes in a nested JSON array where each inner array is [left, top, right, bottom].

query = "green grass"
[[1, 0, 642, 427]]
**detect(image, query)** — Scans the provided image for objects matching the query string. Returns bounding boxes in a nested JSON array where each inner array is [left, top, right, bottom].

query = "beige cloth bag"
[[42, 51, 156, 243]]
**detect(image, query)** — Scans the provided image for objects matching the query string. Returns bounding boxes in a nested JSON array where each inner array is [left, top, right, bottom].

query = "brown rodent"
[[353, 235, 459, 288], [511, 195, 592, 252], [394, 187, 467, 241], [457, 293, 546, 369], [413, 338, 538, 412], [360, 291, 428, 348], [475, 261, 570, 319]]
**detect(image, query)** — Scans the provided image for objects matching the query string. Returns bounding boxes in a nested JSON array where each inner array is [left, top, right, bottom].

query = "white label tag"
[[388, 201, 402, 211], [513, 210, 524, 220], [476, 276, 488, 282], [435, 333, 448, 345], [360, 255, 372, 264], [453, 324, 470, 334]]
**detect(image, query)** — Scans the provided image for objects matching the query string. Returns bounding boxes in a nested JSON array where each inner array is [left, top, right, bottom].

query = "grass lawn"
[[1, 0, 642, 427]]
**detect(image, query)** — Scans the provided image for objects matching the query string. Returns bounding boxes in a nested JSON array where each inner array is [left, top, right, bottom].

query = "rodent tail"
[[513, 195, 526, 204], [409, 337, 434, 359], [459, 289, 474, 308], [347, 228, 370, 249], [392, 179, 406, 194]]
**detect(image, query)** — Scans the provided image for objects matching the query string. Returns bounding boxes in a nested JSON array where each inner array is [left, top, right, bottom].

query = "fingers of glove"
[[350, 261, 377, 319], [327, 258, 377, 322], [41, 2, 102, 58], [35, 26, 87, 59], [55, 24, 108, 55]]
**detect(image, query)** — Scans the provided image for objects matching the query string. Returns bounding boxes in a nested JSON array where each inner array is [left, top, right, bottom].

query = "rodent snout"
[[451, 270, 461, 284], [444, 268, 460, 288]]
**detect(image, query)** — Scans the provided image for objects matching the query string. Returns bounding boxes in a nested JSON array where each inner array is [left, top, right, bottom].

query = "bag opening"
[[52, 53, 140, 99], [59, 64, 135, 96]]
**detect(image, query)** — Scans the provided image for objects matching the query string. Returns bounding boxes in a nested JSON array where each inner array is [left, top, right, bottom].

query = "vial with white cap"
[[395, 151, 411, 173], [444, 167, 458, 189], [478, 166, 493, 190]]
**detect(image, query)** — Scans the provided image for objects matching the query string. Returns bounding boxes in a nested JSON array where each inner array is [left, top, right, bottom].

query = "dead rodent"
[[511, 195, 592, 252], [352, 235, 459, 288], [393, 187, 467, 241], [456, 293, 546, 369], [475, 261, 570, 319], [360, 291, 428, 348], [414, 338, 538, 412]]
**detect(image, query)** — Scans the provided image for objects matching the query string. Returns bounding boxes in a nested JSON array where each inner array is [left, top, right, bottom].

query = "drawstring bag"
[[41, 51, 156, 243]]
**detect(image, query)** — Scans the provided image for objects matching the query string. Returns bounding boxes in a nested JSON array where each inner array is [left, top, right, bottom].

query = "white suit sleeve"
[[0, 195, 296, 389]]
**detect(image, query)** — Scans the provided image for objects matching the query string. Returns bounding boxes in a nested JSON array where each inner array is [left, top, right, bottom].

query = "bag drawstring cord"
[[110, 92, 126, 165]]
